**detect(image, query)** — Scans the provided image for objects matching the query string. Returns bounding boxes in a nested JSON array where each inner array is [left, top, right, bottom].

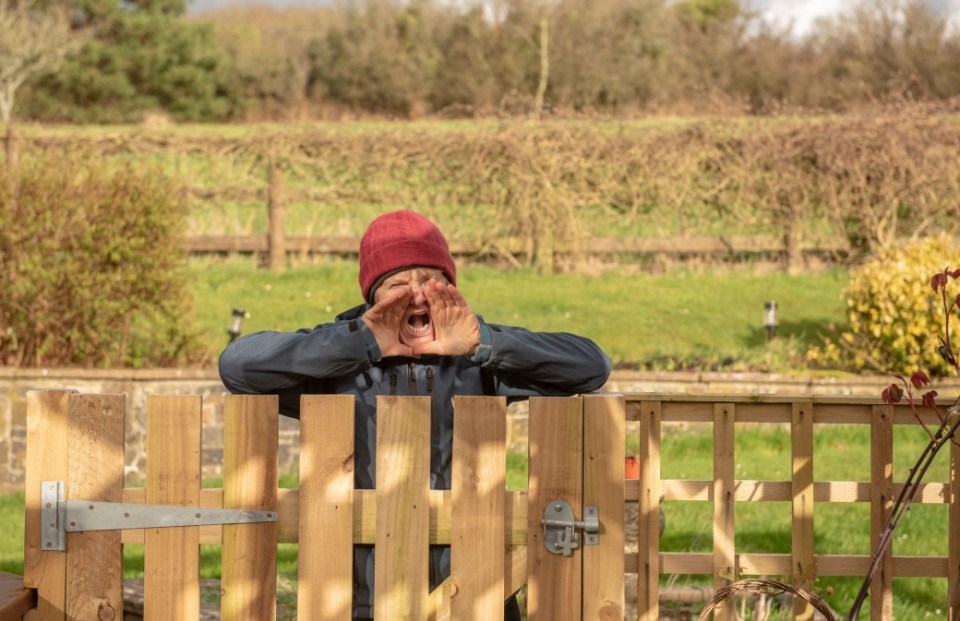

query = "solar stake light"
[[228, 308, 246, 343], [764, 300, 778, 341]]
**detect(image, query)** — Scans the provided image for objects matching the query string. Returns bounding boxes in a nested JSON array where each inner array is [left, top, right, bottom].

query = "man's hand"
[[413, 281, 481, 357], [362, 286, 416, 358]]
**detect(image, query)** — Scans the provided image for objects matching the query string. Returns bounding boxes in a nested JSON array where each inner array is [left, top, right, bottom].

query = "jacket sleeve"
[[218, 318, 380, 396], [472, 320, 612, 397]]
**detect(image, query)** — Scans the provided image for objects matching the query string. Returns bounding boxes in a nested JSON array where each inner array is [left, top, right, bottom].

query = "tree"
[[0, 0, 83, 124], [548, 0, 672, 112], [202, 5, 334, 120], [307, 0, 439, 117], [430, 5, 499, 113], [20, 0, 243, 123]]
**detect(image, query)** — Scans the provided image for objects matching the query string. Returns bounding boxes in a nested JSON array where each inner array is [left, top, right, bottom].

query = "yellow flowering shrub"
[[807, 234, 960, 375]]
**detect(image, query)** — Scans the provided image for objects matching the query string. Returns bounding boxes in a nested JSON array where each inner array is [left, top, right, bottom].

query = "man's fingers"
[[424, 281, 452, 307], [443, 283, 469, 306], [411, 342, 441, 356], [426, 282, 470, 313], [378, 286, 414, 310]]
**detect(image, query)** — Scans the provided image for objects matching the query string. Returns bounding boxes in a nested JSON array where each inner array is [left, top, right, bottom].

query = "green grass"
[[187, 256, 850, 373], [0, 493, 24, 575]]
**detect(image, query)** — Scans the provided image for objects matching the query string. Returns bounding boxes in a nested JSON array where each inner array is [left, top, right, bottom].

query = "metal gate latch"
[[41, 481, 277, 552], [540, 500, 599, 556]]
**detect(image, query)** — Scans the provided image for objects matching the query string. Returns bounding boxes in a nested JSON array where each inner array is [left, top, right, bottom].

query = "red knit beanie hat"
[[359, 210, 457, 302]]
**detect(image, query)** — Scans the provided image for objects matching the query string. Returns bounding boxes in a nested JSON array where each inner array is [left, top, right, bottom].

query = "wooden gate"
[[22, 391, 626, 621]]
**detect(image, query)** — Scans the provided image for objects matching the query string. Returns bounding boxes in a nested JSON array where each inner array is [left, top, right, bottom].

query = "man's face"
[[373, 267, 449, 348]]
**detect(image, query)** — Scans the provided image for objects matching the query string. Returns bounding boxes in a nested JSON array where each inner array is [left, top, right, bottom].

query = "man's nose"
[[410, 283, 428, 303]]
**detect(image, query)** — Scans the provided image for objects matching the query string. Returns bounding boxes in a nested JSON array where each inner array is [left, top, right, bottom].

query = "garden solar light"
[[764, 300, 778, 341], [227, 308, 246, 343]]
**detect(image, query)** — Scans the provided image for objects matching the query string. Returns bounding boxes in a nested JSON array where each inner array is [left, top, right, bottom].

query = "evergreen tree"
[[20, 0, 243, 123]]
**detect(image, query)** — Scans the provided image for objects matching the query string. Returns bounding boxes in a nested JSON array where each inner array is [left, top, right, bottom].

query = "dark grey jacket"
[[218, 303, 612, 618]]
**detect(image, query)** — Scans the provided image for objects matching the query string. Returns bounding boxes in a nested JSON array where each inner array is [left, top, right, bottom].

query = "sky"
[[188, 0, 960, 37]]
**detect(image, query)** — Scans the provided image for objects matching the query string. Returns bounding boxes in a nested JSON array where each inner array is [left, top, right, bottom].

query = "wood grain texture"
[[527, 397, 582, 621], [222, 395, 278, 621], [144, 395, 202, 621], [65, 394, 125, 621], [297, 395, 355, 621], [374, 396, 430, 620], [451, 396, 506, 621], [583, 394, 625, 621]]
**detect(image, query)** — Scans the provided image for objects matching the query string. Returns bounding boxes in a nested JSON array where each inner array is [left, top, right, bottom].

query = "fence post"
[[949, 425, 959, 620], [712, 403, 736, 621], [637, 400, 662, 621], [871, 404, 894, 620], [267, 156, 286, 273], [791, 400, 815, 620]]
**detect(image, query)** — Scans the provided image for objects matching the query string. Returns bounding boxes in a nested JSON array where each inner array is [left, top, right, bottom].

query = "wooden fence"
[[11, 391, 960, 620], [626, 394, 960, 621], [183, 158, 845, 270], [184, 233, 845, 265], [20, 391, 625, 621]]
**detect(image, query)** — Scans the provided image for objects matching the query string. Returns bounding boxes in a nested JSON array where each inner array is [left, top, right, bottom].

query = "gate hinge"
[[41, 480, 277, 552], [540, 499, 599, 556]]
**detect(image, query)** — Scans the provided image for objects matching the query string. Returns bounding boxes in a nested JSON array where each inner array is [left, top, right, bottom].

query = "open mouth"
[[405, 311, 432, 337]]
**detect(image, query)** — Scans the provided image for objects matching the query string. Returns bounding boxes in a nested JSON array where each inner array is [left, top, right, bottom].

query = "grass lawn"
[[187, 256, 850, 374]]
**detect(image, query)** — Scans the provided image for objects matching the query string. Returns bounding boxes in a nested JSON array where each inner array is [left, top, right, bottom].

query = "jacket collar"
[[336, 303, 369, 322]]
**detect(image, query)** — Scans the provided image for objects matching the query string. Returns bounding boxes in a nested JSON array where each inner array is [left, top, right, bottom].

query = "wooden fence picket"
[[222, 395, 278, 621], [144, 395, 202, 621], [24, 391, 71, 621], [451, 395, 507, 621], [65, 394, 125, 621], [526, 397, 583, 621], [375, 396, 431, 620], [582, 394, 625, 620], [298, 395, 355, 621]]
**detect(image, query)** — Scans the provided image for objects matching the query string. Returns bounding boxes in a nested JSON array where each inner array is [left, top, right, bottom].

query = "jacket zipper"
[[408, 362, 417, 395], [426, 367, 434, 394], [389, 373, 398, 396]]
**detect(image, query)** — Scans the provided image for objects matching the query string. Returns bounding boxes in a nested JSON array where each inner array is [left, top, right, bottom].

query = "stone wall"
[[3, 367, 958, 493]]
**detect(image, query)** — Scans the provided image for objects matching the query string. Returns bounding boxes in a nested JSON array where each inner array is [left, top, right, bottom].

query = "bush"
[[0, 151, 204, 368], [807, 234, 960, 375]]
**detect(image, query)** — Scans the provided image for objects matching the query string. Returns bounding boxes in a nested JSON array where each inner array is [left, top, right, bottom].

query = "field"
[[187, 256, 850, 372]]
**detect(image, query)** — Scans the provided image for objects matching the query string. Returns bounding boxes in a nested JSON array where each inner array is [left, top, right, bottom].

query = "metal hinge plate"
[[540, 499, 599, 556], [41, 481, 276, 552]]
